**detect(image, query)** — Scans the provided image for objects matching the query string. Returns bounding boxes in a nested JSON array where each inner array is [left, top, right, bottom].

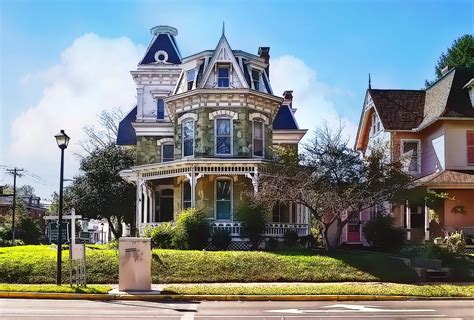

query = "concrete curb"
[[0, 292, 473, 301]]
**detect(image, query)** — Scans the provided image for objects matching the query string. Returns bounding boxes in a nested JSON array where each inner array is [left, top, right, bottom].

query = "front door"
[[159, 189, 174, 222], [347, 215, 361, 243]]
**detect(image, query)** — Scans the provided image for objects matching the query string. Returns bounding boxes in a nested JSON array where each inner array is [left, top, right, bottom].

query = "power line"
[[5, 168, 24, 245]]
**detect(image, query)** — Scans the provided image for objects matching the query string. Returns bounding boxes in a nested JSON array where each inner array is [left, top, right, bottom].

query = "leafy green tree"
[[426, 34, 474, 87], [67, 143, 135, 238]]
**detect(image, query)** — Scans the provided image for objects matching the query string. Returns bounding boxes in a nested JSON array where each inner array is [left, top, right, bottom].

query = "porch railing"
[[139, 222, 309, 237]]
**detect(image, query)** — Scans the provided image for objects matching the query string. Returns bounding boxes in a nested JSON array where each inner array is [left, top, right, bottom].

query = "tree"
[[252, 125, 412, 250], [426, 34, 474, 87], [67, 143, 135, 238]]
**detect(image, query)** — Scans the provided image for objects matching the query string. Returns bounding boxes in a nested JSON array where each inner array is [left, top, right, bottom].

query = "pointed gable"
[[198, 34, 249, 89], [140, 26, 182, 65]]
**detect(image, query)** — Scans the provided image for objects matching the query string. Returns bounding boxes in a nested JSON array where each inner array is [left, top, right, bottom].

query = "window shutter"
[[468, 131, 474, 165]]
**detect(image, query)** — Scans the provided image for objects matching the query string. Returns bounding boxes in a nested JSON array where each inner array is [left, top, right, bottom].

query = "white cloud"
[[270, 55, 358, 144], [6, 33, 144, 198]]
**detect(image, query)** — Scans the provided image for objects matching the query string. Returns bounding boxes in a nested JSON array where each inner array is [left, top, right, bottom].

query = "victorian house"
[[352, 67, 474, 246], [117, 26, 309, 241]]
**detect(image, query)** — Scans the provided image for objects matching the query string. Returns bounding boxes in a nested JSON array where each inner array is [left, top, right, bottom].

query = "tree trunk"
[[106, 217, 120, 239], [322, 220, 344, 251]]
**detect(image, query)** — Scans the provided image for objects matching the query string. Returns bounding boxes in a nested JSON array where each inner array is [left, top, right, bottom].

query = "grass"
[[0, 284, 111, 294], [1, 245, 471, 284], [161, 283, 474, 297]]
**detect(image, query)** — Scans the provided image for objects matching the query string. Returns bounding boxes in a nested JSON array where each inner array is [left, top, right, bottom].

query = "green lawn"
[[0, 245, 424, 284], [161, 283, 474, 297], [0, 284, 111, 294]]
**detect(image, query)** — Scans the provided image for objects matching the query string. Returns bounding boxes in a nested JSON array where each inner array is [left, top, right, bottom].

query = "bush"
[[174, 208, 210, 250], [446, 231, 465, 254], [211, 229, 231, 250], [283, 230, 299, 247], [265, 237, 279, 251], [146, 223, 175, 249], [400, 242, 455, 262], [235, 205, 266, 250], [362, 215, 405, 252]]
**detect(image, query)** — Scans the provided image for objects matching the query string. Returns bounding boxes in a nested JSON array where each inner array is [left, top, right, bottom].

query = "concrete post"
[[424, 202, 430, 241], [406, 200, 411, 241]]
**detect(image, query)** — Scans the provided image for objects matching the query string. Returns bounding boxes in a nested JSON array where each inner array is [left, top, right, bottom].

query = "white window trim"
[[182, 180, 191, 210], [251, 69, 261, 91], [214, 177, 233, 221], [401, 139, 421, 174], [161, 143, 174, 162], [214, 117, 233, 156], [186, 68, 197, 91], [182, 119, 195, 158], [252, 119, 265, 158]]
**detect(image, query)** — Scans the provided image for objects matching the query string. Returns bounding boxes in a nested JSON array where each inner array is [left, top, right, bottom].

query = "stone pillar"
[[406, 200, 411, 241], [424, 202, 430, 241]]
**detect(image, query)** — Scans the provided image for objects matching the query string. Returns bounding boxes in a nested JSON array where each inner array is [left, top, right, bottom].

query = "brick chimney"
[[258, 47, 270, 76]]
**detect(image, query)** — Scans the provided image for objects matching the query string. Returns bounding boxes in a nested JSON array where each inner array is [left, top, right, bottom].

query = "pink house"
[[350, 67, 474, 246]]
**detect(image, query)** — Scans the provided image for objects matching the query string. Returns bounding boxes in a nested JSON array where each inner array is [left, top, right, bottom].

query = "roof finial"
[[368, 73, 372, 90], [222, 21, 225, 36]]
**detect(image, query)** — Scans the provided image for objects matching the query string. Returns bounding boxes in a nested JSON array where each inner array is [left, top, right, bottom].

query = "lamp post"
[[55, 129, 70, 285]]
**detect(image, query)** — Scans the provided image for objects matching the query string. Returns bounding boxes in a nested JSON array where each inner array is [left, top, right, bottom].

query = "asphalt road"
[[0, 299, 473, 319]]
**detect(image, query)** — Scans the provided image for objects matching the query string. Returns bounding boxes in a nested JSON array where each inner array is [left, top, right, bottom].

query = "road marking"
[[181, 312, 195, 320], [267, 303, 437, 314]]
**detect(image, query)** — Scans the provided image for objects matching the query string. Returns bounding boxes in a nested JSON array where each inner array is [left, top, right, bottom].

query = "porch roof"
[[120, 158, 267, 182], [414, 170, 474, 189]]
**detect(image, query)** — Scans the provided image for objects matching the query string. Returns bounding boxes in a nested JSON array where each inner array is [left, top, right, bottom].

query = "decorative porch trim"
[[209, 109, 238, 120]]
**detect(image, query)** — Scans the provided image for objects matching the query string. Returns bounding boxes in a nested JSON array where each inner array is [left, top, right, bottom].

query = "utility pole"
[[6, 168, 24, 245]]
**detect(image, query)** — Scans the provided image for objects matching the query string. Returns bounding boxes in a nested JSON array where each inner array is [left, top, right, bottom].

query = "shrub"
[[265, 237, 279, 251], [148, 223, 175, 249], [211, 229, 231, 250], [174, 208, 210, 250], [400, 242, 455, 262], [235, 205, 266, 250], [446, 231, 465, 254], [283, 230, 299, 247], [362, 215, 405, 252]]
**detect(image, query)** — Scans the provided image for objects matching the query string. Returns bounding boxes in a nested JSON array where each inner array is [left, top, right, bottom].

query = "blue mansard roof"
[[272, 104, 298, 130], [140, 33, 182, 65], [116, 106, 137, 145]]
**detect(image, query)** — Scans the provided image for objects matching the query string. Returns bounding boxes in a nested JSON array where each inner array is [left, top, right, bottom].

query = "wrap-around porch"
[[121, 159, 310, 238]]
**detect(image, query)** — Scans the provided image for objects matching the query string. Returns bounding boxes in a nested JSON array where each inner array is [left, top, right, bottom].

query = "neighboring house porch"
[[120, 158, 311, 238]]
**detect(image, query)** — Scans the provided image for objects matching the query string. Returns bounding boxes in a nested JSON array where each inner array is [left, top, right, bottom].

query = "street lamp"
[[54, 129, 70, 285]]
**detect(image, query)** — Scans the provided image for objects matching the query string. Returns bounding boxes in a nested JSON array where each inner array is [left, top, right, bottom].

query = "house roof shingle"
[[415, 170, 474, 187], [369, 89, 425, 130]]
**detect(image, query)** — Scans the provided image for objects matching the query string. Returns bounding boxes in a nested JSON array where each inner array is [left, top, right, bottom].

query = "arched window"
[[253, 120, 264, 157], [182, 119, 194, 157], [215, 118, 232, 156]]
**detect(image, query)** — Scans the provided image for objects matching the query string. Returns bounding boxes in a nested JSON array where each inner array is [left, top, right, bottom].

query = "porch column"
[[151, 189, 156, 223], [136, 177, 143, 233], [424, 201, 430, 241], [186, 168, 203, 208], [245, 167, 259, 193], [406, 200, 411, 241], [143, 184, 149, 224]]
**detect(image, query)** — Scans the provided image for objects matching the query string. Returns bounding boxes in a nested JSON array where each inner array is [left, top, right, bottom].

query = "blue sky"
[[1, 0, 472, 199]]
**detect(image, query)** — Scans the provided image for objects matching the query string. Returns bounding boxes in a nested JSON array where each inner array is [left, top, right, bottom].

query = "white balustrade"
[[139, 221, 310, 237]]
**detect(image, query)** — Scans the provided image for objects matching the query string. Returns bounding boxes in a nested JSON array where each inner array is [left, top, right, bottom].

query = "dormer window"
[[187, 69, 196, 91], [218, 65, 230, 88], [157, 99, 165, 120], [251, 69, 260, 91]]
